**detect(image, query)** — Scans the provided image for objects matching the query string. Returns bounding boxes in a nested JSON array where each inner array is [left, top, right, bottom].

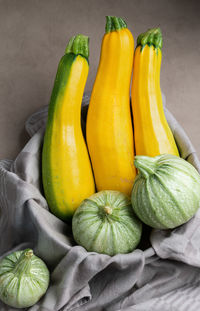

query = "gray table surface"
[[0, 0, 199, 160]]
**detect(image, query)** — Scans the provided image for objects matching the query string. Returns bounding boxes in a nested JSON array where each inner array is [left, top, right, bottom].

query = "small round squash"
[[0, 249, 49, 309], [72, 190, 142, 256], [131, 154, 200, 229]]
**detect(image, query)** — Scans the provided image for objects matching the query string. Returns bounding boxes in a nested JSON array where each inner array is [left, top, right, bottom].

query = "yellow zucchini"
[[131, 28, 179, 157], [42, 35, 95, 221], [86, 16, 136, 196]]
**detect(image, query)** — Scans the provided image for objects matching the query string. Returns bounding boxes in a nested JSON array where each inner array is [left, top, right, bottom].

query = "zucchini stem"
[[12, 249, 33, 276], [65, 34, 89, 59], [105, 16, 127, 33], [134, 156, 157, 178], [137, 27, 162, 49]]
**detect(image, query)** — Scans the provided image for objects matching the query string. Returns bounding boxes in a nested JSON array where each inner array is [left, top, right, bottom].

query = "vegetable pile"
[[1, 15, 200, 309]]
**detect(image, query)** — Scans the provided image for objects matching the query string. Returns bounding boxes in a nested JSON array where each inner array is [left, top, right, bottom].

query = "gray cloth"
[[1, 94, 200, 311]]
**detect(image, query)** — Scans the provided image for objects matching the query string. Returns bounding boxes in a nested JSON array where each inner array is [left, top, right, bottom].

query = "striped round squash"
[[131, 154, 200, 229], [72, 190, 142, 256]]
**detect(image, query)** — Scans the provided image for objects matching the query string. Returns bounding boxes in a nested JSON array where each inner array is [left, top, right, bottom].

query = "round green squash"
[[131, 154, 200, 229], [72, 190, 142, 256], [0, 249, 50, 308]]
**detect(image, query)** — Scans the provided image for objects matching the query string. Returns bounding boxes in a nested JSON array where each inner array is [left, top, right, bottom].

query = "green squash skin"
[[72, 190, 142, 256], [44, 52, 76, 129], [0, 249, 50, 308], [42, 52, 77, 221], [131, 154, 200, 229]]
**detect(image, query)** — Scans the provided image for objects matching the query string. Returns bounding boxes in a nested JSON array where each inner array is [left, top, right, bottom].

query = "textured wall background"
[[0, 0, 199, 159]]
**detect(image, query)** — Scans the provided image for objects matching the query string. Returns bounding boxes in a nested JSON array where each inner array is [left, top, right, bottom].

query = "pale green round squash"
[[131, 154, 200, 229], [0, 249, 50, 309], [72, 190, 142, 256]]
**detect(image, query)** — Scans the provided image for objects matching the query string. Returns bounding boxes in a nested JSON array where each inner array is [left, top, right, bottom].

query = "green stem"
[[65, 34, 89, 60], [137, 27, 162, 49], [12, 249, 33, 276], [134, 156, 157, 179], [105, 16, 127, 33]]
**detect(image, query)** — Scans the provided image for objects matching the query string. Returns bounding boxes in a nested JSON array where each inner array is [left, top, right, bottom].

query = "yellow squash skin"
[[131, 28, 179, 157], [42, 35, 95, 221], [86, 16, 136, 196]]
